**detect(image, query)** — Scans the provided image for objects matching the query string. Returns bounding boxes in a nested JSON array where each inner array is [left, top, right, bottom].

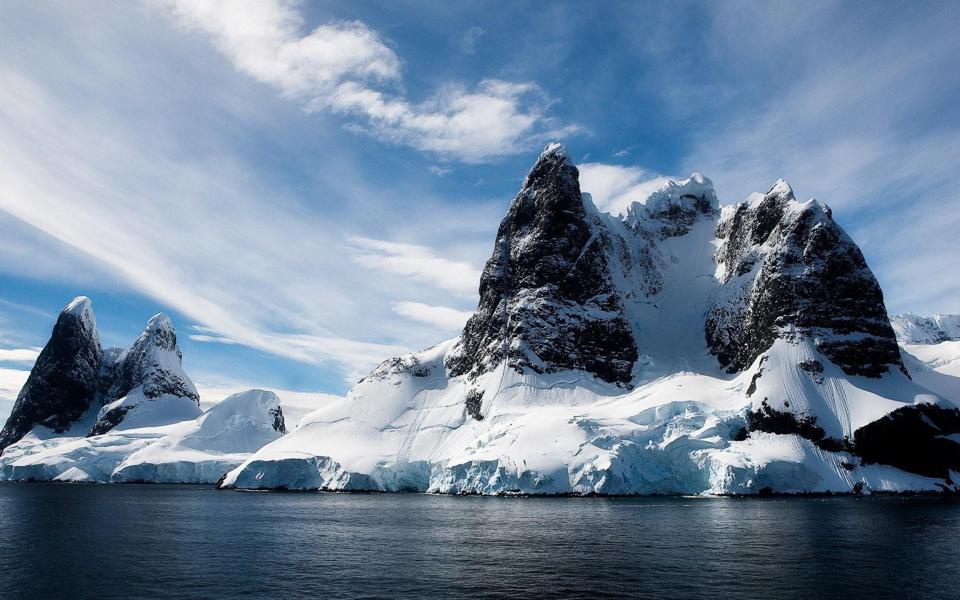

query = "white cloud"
[[0, 366, 29, 419], [0, 348, 41, 363], [350, 236, 481, 297], [392, 301, 472, 332], [163, 0, 576, 162], [453, 26, 485, 55], [578, 163, 672, 217], [0, 6, 491, 384], [164, 1, 401, 96]]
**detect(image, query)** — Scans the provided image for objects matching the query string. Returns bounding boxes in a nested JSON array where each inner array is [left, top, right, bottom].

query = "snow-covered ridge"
[[0, 389, 287, 483], [220, 144, 960, 495], [624, 172, 718, 232], [892, 314, 960, 344]]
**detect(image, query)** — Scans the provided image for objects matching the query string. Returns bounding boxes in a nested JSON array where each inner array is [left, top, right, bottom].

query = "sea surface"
[[0, 484, 957, 599]]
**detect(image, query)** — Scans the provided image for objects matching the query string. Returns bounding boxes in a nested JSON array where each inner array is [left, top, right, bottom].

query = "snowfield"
[[219, 337, 956, 494]]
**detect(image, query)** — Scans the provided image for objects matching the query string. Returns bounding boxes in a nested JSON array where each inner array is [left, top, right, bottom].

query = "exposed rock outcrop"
[[853, 403, 960, 479], [706, 180, 904, 378]]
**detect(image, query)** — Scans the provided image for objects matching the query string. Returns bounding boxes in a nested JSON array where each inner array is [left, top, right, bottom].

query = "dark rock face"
[[446, 144, 638, 385], [271, 406, 287, 434], [747, 399, 851, 453], [706, 181, 904, 378], [0, 298, 102, 452], [853, 404, 960, 479], [465, 390, 484, 421], [87, 405, 133, 437]]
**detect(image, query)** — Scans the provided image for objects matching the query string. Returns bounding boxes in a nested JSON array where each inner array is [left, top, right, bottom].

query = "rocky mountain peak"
[[0, 297, 104, 452], [625, 172, 719, 238], [1, 298, 203, 446], [707, 180, 904, 377], [766, 178, 795, 200], [519, 142, 578, 196], [141, 313, 181, 357], [446, 144, 638, 387], [89, 312, 199, 435]]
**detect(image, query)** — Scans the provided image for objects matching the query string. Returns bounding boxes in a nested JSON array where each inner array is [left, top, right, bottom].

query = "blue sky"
[[1, 0, 958, 418]]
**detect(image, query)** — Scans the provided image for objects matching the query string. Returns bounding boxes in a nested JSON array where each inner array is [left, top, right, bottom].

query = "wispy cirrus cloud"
[[349, 236, 481, 298], [162, 0, 577, 162], [0, 4, 490, 384], [452, 26, 485, 55], [391, 301, 473, 332]]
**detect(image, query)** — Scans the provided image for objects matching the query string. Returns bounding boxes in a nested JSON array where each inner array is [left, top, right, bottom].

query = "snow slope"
[[221, 336, 950, 494], [0, 389, 286, 483], [900, 341, 960, 406]]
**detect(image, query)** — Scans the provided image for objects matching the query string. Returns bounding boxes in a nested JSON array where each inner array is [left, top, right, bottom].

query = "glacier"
[[219, 335, 954, 495]]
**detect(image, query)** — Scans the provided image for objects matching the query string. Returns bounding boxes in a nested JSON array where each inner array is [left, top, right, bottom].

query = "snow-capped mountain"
[[221, 145, 960, 495], [896, 315, 960, 418], [0, 298, 288, 482], [892, 314, 960, 344], [89, 313, 201, 435], [0, 297, 200, 453], [4, 146, 958, 493]]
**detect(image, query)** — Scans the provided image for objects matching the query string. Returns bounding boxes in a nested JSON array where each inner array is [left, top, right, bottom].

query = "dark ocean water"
[[0, 484, 958, 599]]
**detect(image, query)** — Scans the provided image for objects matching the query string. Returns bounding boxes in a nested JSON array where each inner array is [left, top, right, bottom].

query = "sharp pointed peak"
[[539, 142, 569, 160], [58, 296, 98, 336], [767, 178, 795, 199], [520, 143, 579, 194], [145, 313, 174, 333], [62, 296, 92, 316]]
